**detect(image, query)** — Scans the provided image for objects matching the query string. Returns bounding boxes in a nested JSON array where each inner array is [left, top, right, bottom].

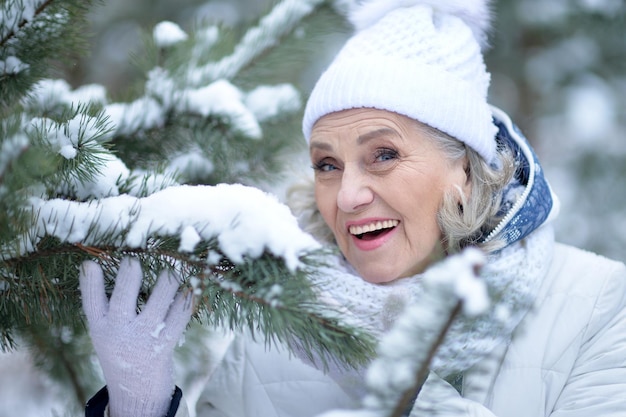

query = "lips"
[[347, 219, 399, 250]]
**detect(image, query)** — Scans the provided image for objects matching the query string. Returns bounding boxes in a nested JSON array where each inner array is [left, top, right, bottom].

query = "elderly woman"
[[81, 1, 626, 417]]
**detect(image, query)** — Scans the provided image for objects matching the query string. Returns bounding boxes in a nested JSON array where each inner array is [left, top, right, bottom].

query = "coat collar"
[[482, 106, 560, 247]]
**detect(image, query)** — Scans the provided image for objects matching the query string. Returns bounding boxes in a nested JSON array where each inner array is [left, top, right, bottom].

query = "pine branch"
[[1, 0, 95, 112], [0, 0, 54, 48], [1, 0, 357, 407], [187, 0, 326, 86], [1, 240, 374, 367], [388, 302, 462, 417], [1, 184, 376, 366]]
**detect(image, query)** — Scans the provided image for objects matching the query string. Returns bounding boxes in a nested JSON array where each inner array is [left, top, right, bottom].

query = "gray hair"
[[286, 121, 515, 255], [419, 122, 515, 254]]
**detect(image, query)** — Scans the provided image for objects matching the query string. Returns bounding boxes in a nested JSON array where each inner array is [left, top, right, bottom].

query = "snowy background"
[[1, 0, 625, 416]]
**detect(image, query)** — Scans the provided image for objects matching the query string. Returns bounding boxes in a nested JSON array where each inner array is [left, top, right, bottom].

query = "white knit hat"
[[302, 0, 498, 164]]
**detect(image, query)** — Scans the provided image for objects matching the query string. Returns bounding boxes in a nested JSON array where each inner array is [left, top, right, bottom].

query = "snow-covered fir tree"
[[0, 0, 377, 411]]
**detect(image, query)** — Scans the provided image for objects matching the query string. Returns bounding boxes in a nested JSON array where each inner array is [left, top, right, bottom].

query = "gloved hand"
[[79, 257, 194, 417], [411, 372, 497, 417]]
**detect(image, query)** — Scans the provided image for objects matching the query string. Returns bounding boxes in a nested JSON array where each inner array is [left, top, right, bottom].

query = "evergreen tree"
[[1, 0, 373, 410]]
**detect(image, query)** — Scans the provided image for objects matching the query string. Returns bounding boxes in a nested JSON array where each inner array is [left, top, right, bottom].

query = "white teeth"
[[349, 220, 399, 235]]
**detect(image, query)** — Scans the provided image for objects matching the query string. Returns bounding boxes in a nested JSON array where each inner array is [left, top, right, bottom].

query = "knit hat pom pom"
[[347, 0, 493, 49]]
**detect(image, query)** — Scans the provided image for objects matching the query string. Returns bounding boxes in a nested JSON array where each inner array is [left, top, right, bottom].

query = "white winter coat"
[[177, 241, 626, 417]]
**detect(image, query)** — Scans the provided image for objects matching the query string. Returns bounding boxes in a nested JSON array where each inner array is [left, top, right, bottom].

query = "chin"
[[355, 266, 401, 284]]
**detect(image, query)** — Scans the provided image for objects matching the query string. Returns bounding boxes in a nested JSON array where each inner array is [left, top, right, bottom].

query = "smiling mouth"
[[349, 220, 399, 240]]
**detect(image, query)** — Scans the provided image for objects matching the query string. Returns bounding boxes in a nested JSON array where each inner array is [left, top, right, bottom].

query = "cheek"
[[395, 176, 441, 213], [394, 177, 445, 235]]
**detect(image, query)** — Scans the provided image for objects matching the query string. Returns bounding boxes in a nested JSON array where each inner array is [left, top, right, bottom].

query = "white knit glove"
[[79, 257, 193, 417], [411, 372, 496, 417]]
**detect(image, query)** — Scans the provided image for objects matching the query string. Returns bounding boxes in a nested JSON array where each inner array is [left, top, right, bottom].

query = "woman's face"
[[310, 108, 469, 284]]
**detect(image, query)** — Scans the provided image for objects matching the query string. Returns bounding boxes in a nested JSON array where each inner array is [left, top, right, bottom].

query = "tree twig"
[[389, 301, 463, 417]]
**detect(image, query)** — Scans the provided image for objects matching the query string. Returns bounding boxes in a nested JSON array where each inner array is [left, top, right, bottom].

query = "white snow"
[[245, 84, 301, 122], [219, 280, 242, 293], [0, 56, 29, 74], [178, 79, 262, 139], [53, 152, 130, 200], [578, 0, 623, 14], [187, 0, 322, 84], [194, 25, 219, 52], [151, 323, 167, 338], [168, 151, 215, 180], [179, 225, 202, 252], [206, 250, 222, 265], [72, 83, 108, 105], [145, 67, 177, 108], [450, 249, 489, 316], [105, 96, 165, 136], [28, 183, 320, 271], [28, 114, 109, 161], [153, 21, 188, 47], [316, 411, 382, 417], [27, 79, 107, 110], [422, 247, 489, 317], [27, 79, 72, 109], [0, 0, 38, 39]]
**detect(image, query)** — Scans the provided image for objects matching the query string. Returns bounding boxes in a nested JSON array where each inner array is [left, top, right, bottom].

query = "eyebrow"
[[310, 127, 399, 151], [309, 141, 332, 151], [357, 128, 399, 145]]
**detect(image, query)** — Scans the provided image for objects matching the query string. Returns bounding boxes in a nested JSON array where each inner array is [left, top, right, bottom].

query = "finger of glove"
[[108, 257, 143, 322], [162, 290, 194, 344], [79, 260, 109, 324], [141, 269, 182, 325]]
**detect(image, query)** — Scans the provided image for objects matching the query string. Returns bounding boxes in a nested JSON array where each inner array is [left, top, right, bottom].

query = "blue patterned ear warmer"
[[303, 0, 498, 164]]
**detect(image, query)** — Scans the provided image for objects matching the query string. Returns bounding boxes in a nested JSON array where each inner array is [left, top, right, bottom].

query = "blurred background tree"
[[486, 0, 626, 263]]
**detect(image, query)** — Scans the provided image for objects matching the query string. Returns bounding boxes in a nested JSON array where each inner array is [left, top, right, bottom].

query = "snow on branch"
[[187, 0, 325, 85], [25, 65, 301, 142], [4, 183, 377, 367], [23, 183, 320, 270], [0, 0, 41, 43], [92, 0, 316, 139], [153, 20, 188, 48], [24, 79, 107, 112], [0, 55, 29, 75]]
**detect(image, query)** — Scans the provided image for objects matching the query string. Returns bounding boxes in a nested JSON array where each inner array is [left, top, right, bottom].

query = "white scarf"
[[307, 225, 554, 392]]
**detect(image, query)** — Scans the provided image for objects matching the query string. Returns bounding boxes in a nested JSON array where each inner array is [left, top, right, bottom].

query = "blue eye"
[[374, 148, 398, 162], [313, 161, 337, 172]]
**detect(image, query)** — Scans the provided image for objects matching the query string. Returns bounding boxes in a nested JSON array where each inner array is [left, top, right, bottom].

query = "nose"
[[336, 166, 374, 213]]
